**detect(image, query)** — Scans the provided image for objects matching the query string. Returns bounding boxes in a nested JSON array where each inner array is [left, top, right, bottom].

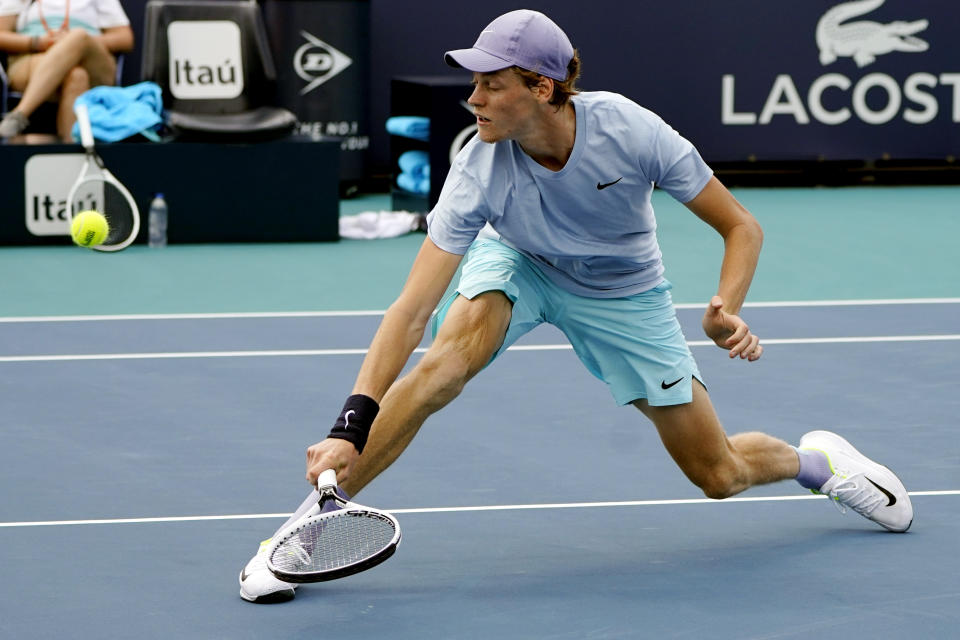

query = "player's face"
[[468, 70, 541, 143]]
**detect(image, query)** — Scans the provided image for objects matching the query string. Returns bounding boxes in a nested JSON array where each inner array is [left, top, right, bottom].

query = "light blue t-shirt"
[[427, 91, 713, 298]]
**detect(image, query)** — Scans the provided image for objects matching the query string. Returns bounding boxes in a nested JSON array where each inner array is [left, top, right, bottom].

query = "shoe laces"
[[245, 538, 276, 573], [243, 539, 297, 589], [288, 536, 312, 566], [264, 534, 312, 569], [826, 473, 885, 517], [244, 551, 267, 576]]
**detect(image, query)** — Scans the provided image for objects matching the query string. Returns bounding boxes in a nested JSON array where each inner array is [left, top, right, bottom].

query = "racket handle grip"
[[317, 469, 338, 491]]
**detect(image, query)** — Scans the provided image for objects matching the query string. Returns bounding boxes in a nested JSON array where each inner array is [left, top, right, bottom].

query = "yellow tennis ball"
[[71, 210, 109, 248]]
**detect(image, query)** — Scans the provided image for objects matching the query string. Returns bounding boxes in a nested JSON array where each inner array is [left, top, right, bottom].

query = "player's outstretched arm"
[[683, 176, 764, 361], [352, 237, 464, 401], [306, 237, 464, 485]]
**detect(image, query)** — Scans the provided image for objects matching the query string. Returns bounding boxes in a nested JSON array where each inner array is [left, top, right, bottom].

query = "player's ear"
[[535, 76, 555, 103]]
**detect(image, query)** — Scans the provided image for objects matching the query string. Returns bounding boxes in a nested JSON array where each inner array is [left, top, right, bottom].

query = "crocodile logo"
[[816, 0, 929, 68]]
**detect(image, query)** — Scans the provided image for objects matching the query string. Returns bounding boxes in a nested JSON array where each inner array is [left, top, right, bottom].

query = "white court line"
[[723, 297, 960, 309], [0, 310, 389, 323], [2, 334, 959, 363], [1, 490, 956, 528], [0, 348, 374, 363], [0, 297, 958, 323]]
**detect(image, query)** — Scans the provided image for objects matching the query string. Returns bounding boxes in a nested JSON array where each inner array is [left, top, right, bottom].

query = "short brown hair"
[[512, 49, 581, 108]]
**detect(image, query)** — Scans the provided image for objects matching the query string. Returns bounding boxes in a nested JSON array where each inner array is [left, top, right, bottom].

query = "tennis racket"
[[266, 469, 401, 583], [66, 103, 140, 251]]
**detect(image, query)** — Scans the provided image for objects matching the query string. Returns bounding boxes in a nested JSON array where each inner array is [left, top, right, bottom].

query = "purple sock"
[[794, 447, 833, 490]]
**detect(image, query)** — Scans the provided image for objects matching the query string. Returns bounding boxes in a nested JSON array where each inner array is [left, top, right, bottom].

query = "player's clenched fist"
[[306, 438, 359, 487]]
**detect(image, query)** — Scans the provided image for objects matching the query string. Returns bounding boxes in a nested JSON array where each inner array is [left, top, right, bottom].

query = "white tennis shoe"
[[239, 538, 297, 603], [799, 430, 913, 532]]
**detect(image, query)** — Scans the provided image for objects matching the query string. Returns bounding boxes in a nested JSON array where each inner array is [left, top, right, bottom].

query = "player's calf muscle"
[[687, 433, 797, 498], [728, 431, 799, 484]]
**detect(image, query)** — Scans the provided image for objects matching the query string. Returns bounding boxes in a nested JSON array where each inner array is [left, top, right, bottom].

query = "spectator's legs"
[[7, 30, 116, 120], [57, 66, 90, 141]]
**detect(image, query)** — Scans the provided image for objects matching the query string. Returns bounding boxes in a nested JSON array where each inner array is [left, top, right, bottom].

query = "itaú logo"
[[24, 154, 91, 236], [167, 21, 244, 100]]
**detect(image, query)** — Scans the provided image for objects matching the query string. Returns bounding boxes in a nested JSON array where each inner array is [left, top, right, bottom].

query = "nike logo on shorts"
[[661, 377, 684, 390]]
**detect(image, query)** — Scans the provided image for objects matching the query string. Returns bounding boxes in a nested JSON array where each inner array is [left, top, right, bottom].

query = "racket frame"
[[66, 103, 141, 252], [265, 470, 402, 583]]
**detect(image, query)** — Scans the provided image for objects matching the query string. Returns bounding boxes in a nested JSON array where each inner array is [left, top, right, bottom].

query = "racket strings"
[[271, 512, 397, 573], [69, 178, 135, 247], [102, 182, 134, 245]]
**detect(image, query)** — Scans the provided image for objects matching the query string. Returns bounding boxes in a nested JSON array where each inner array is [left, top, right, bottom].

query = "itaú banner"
[[641, 0, 960, 162]]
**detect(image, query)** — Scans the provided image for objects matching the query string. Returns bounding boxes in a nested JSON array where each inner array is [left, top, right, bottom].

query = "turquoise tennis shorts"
[[431, 238, 703, 406]]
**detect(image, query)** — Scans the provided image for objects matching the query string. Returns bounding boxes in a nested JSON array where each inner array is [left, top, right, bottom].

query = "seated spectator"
[[0, 0, 133, 142]]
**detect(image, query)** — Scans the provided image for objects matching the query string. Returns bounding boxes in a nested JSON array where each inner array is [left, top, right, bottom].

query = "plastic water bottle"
[[148, 193, 168, 248]]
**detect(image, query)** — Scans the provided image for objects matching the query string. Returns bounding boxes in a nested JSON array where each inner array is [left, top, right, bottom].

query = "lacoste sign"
[[721, 0, 958, 127], [816, 0, 929, 67]]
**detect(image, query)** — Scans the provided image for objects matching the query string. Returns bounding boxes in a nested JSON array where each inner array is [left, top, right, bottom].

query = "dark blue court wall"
[[121, 0, 959, 170], [367, 0, 960, 165]]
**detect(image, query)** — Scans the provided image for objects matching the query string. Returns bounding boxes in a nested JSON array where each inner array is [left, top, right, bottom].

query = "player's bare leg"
[[634, 379, 799, 499], [342, 290, 513, 495]]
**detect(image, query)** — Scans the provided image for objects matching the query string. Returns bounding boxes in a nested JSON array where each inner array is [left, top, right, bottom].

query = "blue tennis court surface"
[[1, 300, 958, 639]]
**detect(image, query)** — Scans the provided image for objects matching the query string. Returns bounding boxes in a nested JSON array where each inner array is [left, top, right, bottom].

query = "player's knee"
[[690, 464, 740, 500], [699, 480, 737, 501]]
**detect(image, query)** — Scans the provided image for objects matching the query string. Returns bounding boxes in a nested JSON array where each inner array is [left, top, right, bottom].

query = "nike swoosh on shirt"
[[597, 177, 623, 190]]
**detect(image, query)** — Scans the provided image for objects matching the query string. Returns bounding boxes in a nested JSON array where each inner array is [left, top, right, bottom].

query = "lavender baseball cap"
[[444, 10, 574, 81]]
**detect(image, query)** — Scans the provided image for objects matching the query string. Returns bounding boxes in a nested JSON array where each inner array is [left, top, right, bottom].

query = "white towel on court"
[[339, 211, 426, 239]]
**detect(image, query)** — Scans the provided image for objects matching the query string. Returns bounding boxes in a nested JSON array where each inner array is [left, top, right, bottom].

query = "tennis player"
[[241, 9, 913, 603]]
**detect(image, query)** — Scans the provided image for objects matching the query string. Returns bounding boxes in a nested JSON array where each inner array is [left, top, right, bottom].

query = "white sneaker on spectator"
[[799, 430, 913, 532], [239, 538, 297, 603], [0, 111, 29, 139]]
